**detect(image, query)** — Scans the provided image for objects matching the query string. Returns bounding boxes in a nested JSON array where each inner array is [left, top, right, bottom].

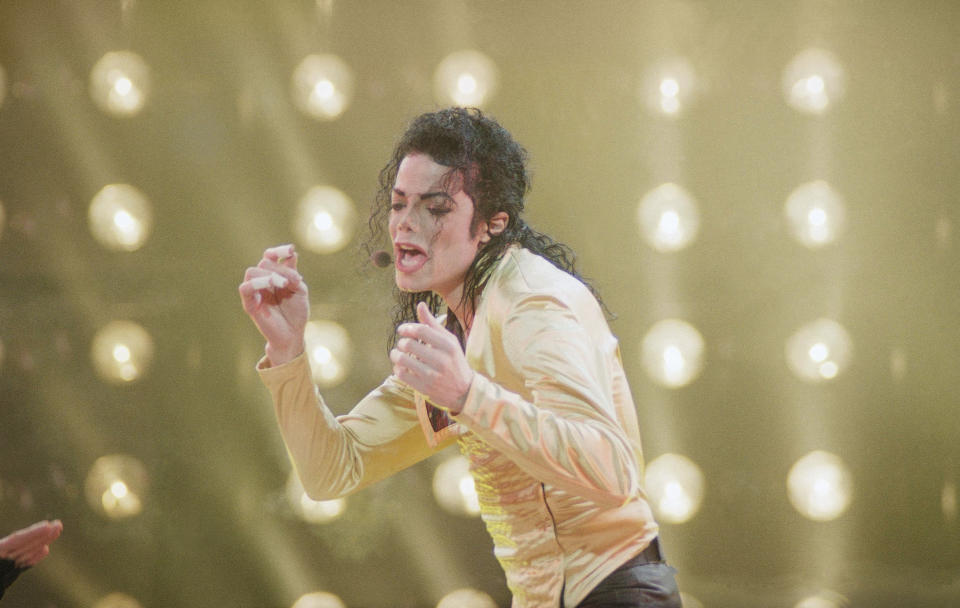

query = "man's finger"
[[416, 302, 444, 329], [6, 521, 53, 544], [17, 545, 49, 567], [396, 337, 444, 368], [263, 244, 297, 267], [396, 322, 454, 351], [248, 273, 289, 291], [390, 348, 434, 379]]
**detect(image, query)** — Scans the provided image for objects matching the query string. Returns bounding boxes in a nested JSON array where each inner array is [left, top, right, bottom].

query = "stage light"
[[304, 320, 351, 387], [84, 454, 149, 519], [782, 48, 845, 115], [433, 50, 498, 107], [794, 591, 847, 608], [644, 453, 704, 524], [637, 183, 700, 251], [294, 185, 356, 254], [641, 319, 705, 388], [89, 51, 151, 117], [433, 454, 480, 517], [285, 470, 347, 524], [94, 593, 144, 608], [784, 181, 845, 248], [90, 320, 154, 384], [787, 450, 853, 521], [291, 54, 354, 120], [437, 588, 497, 608], [639, 57, 696, 117], [785, 318, 852, 382], [88, 184, 153, 252], [291, 592, 346, 608]]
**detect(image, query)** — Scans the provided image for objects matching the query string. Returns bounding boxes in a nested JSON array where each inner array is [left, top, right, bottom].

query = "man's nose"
[[396, 205, 419, 231]]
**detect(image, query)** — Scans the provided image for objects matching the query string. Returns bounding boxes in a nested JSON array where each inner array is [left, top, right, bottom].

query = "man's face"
[[389, 153, 487, 305]]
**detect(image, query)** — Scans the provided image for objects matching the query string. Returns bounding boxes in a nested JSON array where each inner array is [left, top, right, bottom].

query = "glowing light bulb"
[[458, 475, 478, 508], [457, 73, 478, 95], [437, 589, 498, 608], [787, 450, 853, 521], [112, 344, 132, 363], [662, 346, 686, 382], [113, 77, 133, 96], [291, 54, 354, 120], [660, 78, 680, 97], [110, 480, 129, 498], [89, 184, 153, 251], [90, 51, 151, 117], [794, 591, 847, 608], [639, 57, 697, 117], [312, 345, 332, 365], [285, 471, 347, 524], [294, 185, 356, 254], [91, 321, 154, 384], [819, 361, 838, 379], [433, 455, 480, 517], [805, 75, 825, 94], [783, 48, 845, 115], [808, 207, 826, 226], [637, 183, 700, 251], [641, 319, 705, 388], [786, 318, 852, 383], [645, 453, 704, 523], [85, 454, 148, 519], [304, 320, 351, 387], [312, 79, 334, 101], [291, 591, 347, 608], [785, 181, 846, 248], [808, 342, 828, 363], [434, 50, 498, 107]]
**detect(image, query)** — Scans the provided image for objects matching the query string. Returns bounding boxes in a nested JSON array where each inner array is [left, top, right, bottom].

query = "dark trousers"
[[573, 538, 682, 608]]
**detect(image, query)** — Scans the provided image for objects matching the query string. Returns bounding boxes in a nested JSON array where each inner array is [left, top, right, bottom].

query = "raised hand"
[[390, 302, 475, 414], [0, 520, 63, 568], [239, 244, 309, 366]]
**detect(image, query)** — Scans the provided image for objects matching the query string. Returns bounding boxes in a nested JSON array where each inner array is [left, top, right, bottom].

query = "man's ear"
[[481, 212, 510, 243]]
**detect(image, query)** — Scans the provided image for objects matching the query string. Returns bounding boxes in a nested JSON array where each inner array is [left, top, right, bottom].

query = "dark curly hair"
[[362, 107, 604, 347]]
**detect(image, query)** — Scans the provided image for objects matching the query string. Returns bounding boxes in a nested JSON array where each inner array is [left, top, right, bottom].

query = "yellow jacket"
[[259, 246, 659, 607]]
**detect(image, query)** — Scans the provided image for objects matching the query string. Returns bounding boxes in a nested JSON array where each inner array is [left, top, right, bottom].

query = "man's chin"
[[394, 276, 424, 294]]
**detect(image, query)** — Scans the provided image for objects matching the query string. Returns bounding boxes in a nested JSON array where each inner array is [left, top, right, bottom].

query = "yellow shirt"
[[258, 246, 659, 607]]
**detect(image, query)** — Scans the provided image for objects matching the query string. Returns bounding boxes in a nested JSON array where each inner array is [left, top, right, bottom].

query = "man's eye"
[[429, 207, 452, 216], [390, 202, 404, 211]]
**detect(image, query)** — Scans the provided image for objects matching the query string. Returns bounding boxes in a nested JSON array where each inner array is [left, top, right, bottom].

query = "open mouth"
[[394, 243, 428, 273]]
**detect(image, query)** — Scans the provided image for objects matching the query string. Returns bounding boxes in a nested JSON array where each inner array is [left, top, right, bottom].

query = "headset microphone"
[[371, 250, 393, 268]]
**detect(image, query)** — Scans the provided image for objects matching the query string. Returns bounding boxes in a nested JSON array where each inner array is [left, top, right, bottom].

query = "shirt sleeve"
[[0, 558, 26, 599], [452, 294, 642, 507], [258, 353, 447, 500]]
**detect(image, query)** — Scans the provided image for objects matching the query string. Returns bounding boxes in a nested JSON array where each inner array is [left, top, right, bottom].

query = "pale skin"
[[0, 520, 62, 568], [239, 153, 507, 414]]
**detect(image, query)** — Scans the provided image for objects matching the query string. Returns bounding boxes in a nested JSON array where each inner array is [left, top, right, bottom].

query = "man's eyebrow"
[[392, 188, 453, 202], [422, 191, 452, 202]]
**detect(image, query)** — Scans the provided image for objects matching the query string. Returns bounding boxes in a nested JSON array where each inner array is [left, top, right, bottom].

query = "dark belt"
[[630, 536, 664, 565]]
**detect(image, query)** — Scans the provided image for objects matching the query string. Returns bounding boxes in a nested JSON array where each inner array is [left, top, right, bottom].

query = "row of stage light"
[[0, 44, 933, 608]]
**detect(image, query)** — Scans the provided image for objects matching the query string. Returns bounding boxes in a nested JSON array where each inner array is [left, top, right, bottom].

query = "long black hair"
[[361, 107, 605, 346]]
